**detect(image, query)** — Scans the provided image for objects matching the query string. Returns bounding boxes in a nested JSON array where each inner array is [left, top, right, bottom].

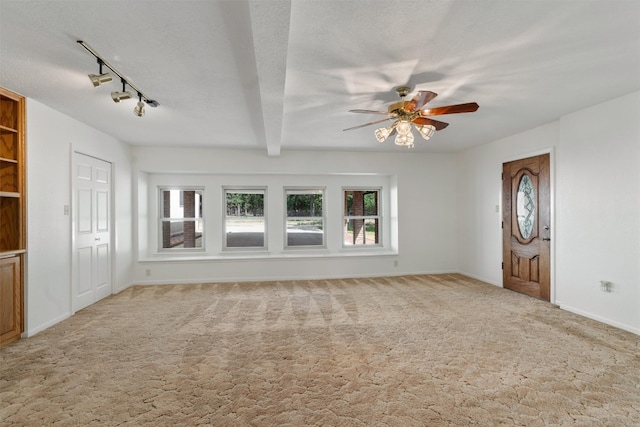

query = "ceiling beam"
[[248, 0, 291, 157]]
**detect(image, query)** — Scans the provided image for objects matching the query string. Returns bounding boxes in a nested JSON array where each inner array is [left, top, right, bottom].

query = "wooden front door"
[[502, 153, 551, 301]]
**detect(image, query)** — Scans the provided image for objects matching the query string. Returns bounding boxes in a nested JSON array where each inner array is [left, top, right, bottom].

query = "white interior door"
[[73, 152, 112, 312]]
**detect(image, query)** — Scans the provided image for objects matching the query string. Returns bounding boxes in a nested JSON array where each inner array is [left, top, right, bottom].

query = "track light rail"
[[77, 40, 159, 107]]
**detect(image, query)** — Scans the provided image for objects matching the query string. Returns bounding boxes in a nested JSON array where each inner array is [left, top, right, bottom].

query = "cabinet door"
[[0, 255, 21, 345]]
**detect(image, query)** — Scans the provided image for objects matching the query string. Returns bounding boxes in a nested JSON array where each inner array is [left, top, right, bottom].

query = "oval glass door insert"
[[516, 174, 535, 239]]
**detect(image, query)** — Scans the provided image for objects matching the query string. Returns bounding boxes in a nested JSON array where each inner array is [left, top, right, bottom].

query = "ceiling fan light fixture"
[[396, 120, 412, 136], [374, 126, 392, 143], [395, 130, 414, 148], [416, 124, 436, 140], [345, 87, 478, 148]]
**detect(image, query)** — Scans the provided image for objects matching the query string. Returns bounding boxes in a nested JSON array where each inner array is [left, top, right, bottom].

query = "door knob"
[[95, 237, 101, 241]]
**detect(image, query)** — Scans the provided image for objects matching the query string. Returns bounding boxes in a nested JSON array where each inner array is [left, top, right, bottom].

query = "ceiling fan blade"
[[420, 102, 479, 116], [412, 117, 449, 131], [348, 109, 392, 115], [403, 91, 438, 111], [343, 117, 395, 131]]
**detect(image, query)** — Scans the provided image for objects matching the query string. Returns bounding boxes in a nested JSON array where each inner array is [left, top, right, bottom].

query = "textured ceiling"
[[1, 0, 639, 156]]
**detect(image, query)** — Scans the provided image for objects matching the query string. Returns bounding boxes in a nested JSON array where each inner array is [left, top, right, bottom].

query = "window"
[[285, 188, 325, 247], [343, 189, 380, 246], [224, 188, 266, 249], [160, 188, 203, 250]]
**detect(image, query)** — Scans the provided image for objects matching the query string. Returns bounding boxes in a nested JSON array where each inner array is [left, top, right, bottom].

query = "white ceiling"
[[1, 0, 639, 156]]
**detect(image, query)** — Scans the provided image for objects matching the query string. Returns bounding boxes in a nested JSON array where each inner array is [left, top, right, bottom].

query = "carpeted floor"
[[1, 274, 639, 426]]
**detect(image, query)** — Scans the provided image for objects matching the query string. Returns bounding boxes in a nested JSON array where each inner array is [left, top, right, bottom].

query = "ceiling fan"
[[343, 86, 479, 148]]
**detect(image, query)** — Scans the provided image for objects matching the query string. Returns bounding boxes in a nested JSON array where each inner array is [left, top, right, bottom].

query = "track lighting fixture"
[[77, 40, 159, 115], [111, 79, 132, 103], [133, 93, 145, 117], [88, 58, 112, 87]]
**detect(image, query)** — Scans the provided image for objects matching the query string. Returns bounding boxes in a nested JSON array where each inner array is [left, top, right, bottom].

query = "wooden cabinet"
[[0, 87, 25, 347], [0, 256, 21, 344]]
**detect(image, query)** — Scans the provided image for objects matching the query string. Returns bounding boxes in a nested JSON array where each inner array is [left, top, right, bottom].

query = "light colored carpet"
[[1, 274, 639, 426]]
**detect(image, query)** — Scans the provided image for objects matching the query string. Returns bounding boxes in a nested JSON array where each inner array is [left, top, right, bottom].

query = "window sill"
[[140, 248, 398, 263]]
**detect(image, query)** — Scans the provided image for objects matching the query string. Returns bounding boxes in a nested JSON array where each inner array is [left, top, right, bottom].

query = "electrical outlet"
[[145, 268, 151, 277], [600, 280, 613, 292], [393, 260, 398, 267]]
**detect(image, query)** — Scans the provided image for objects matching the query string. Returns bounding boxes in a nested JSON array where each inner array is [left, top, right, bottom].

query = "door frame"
[[501, 148, 555, 304], [70, 149, 115, 314]]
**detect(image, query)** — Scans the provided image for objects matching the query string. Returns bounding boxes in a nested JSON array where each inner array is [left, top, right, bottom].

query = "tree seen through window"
[[225, 189, 266, 248], [286, 189, 324, 247]]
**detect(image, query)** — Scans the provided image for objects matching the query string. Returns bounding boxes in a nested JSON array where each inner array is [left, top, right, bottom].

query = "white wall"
[[457, 91, 640, 334], [131, 147, 459, 283], [457, 122, 559, 286], [23, 90, 639, 337], [555, 92, 640, 332], [25, 99, 133, 336]]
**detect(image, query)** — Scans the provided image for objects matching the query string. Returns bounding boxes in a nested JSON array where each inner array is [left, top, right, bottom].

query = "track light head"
[[111, 91, 132, 103], [111, 79, 131, 103], [88, 73, 112, 87], [88, 58, 112, 87], [133, 93, 145, 117], [133, 101, 145, 117]]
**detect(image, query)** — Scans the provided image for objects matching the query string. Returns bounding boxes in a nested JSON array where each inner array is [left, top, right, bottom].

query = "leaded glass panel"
[[516, 174, 535, 239]]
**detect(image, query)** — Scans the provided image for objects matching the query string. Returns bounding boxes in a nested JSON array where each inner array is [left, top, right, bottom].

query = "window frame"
[[284, 187, 326, 249], [158, 186, 205, 253], [342, 187, 382, 248], [223, 187, 268, 251]]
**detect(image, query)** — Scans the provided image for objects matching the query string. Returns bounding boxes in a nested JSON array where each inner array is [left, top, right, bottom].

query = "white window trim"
[[342, 187, 382, 249], [223, 186, 268, 251], [158, 186, 205, 253], [284, 187, 326, 250]]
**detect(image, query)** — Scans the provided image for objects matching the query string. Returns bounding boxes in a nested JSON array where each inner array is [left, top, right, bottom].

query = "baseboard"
[[456, 271, 501, 287], [557, 302, 640, 336], [114, 282, 135, 294], [128, 270, 460, 287], [26, 312, 71, 337]]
